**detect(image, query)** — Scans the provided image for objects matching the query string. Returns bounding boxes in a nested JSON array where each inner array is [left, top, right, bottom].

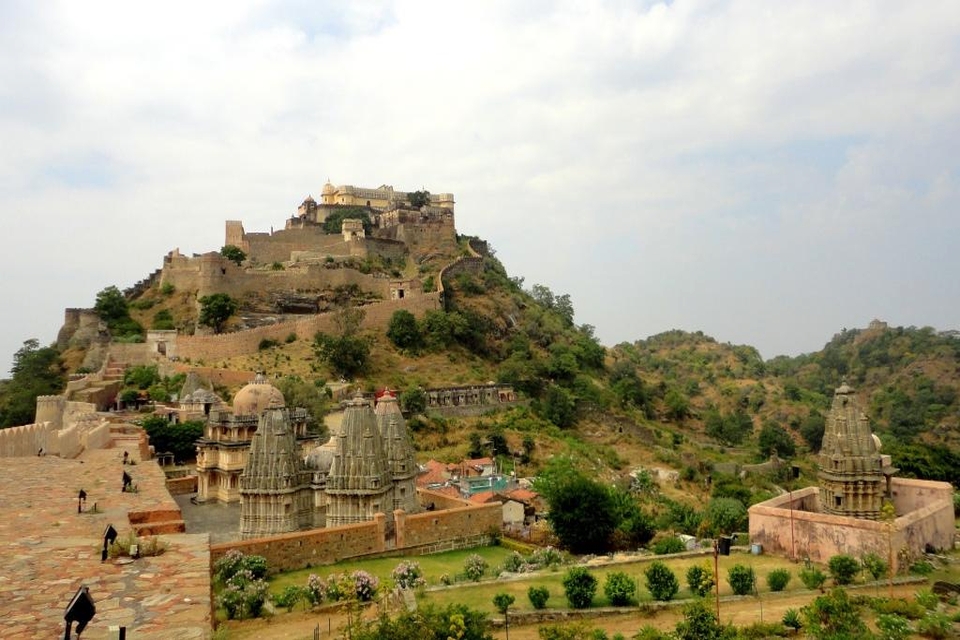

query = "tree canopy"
[[220, 245, 247, 265], [198, 293, 238, 334], [0, 339, 65, 428]]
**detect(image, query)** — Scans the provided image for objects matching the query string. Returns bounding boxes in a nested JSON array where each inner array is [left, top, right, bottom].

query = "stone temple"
[[817, 382, 897, 519], [226, 380, 420, 539], [749, 382, 954, 568]]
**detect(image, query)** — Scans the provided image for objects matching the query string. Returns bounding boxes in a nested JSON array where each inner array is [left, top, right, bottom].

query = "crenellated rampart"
[[0, 422, 59, 457]]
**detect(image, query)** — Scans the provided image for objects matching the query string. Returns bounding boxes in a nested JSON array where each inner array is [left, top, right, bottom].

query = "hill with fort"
[[8, 178, 960, 497]]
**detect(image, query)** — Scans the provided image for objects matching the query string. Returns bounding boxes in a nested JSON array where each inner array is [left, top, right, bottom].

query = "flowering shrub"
[[214, 550, 268, 586], [529, 546, 563, 569], [392, 561, 426, 590], [306, 574, 327, 605], [464, 554, 489, 582], [502, 551, 528, 573], [352, 570, 380, 602], [216, 568, 268, 620], [324, 573, 350, 602], [439, 573, 452, 586]]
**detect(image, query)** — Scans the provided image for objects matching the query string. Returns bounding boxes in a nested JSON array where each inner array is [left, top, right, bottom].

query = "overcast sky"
[[2, 1, 959, 375]]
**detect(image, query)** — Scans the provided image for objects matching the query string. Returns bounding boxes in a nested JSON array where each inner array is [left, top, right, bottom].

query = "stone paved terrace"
[[0, 447, 211, 639]]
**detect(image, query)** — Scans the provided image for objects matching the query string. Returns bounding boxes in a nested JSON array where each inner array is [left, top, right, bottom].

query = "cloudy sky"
[[2, 1, 959, 374]]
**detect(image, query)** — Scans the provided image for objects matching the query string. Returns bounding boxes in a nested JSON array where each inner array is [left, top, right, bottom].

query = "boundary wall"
[[210, 495, 501, 575], [177, 293, 440, 363], [749, 480, 954, 571]]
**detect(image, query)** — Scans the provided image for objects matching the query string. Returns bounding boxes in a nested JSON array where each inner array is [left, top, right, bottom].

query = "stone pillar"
[[394, 509, 406, 549]]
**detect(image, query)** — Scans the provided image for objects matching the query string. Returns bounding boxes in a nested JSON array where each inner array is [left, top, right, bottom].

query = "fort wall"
[[176, 293, 440, 363], [0, 422, 58, 457]]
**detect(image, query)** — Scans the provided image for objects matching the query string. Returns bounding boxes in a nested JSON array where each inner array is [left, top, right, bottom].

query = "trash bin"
[[718, 536, 732, 556], [750, 543, 762, 555]]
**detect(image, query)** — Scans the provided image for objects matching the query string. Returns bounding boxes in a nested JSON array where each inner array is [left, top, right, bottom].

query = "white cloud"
[[1, 0, 959, 373]]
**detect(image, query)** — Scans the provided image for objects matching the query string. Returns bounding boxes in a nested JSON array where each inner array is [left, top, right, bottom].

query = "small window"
[[835, 496, 842, 508]]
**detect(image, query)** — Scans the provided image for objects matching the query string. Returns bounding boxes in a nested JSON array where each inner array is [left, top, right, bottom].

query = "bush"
[[214, 550, 268, 586], [876, 613, 912, 640], [351, 570, 379, 601], [800, 564, 828, 591], [766, 568, 791, 592], [782, 608, 802, 631], [645, 561, 680, 601], [675, 599, 724, 640], [217, 572, 268, 620], [528, 585, 550, 609], [273, 585, 305, 612], [603, 571, 637, 606], [829, 554, 860, 585], [306, 574, 327, 605], [916, 612, 952, 639], [727, 564, 756, 596], [464, 554, 488, 582], [686, 564, 715, 597], [502, 551, 527, 573], [915, 589, 939, 611], [258, 338, 280, 350], [391, 560, 425, 590], [910, 560, 935, 576], [863, 552, 889, 581], [493, 592, 515, 616], [529, 546, 564, 569], [803, 588, 867, 639], [562, 567, 598, 609], [652, 536, 685, 555]]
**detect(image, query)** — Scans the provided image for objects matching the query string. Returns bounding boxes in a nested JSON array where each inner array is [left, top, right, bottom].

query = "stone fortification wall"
[[227, 222, 407, 266], [177, 293, 440, 363], [749, 481, 954, 570], [166, 475, 199, 495], [395, 502, 501, 551], [418, 488, 473, 510], [210, 516, 386, 576], [170, 365, 256, 390], [376, 220, 457, 254], [0, 422, 59, 457], [440, 256, 484, 287], [209, 497, 502, 575]]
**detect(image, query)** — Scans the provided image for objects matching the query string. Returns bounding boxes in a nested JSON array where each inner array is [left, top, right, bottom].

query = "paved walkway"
[[175, 493, 241, 544], [0, 447, 211, 639]]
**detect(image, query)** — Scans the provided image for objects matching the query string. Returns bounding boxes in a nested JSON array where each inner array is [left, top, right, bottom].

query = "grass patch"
[[268, 545, 514, 595]]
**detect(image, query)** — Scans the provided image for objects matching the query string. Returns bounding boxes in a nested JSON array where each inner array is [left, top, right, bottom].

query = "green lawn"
[[421, 553, 820, 614], [265, 544, 924, 618], [268, 545, 515, 594]]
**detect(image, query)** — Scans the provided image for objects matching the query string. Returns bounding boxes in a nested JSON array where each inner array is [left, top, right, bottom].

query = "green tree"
[[140, 416, 203, 463], [493, 592, 515, 640], [603, 572, 637, 606], [274, 376, 329, 434], [800, 412, 826, 451], [539, 384, 576, 428], [399, 387, 426, 415], [703, 497, 748, 536], [862, 552, 888, 582], [664, 388, 690, 420], [322, 207, 372, 236], [803, 588, 869, 639], [686, 564, 715, 597], [348, 603, 492, 640], [538, 469, 617, 554], [220, 244, 247, 265], [408, 190, 431, 208], [727, 564, 756, 596], [124, 364, 162, 389], [828, 554, 860, 586], [94, 285, 128, 323], [645, 561, 680, 601], [0, 339, 65, 427], [198, 293, 238, 334], [528, 586, 550, 609], [675, 599, 724, 640], [387, 310, 422, 351], [314, 332, 370, 379], [757, 421, 796, 458], [562, 567, 597, 609]]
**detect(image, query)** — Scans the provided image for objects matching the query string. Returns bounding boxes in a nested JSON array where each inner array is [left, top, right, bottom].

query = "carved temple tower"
[[325, 394, 393, 527], [374, 391, 420, 514], [818, 382, 895, 519], [239, 404, 314, 538]]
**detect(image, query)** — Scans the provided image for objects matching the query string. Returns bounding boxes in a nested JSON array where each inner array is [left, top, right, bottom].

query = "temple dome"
[[321, 181, 336, 195], [233, 373, 285, 416]]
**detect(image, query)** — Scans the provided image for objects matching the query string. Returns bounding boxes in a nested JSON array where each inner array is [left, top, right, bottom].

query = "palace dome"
[[233, 373, 285, 416]]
